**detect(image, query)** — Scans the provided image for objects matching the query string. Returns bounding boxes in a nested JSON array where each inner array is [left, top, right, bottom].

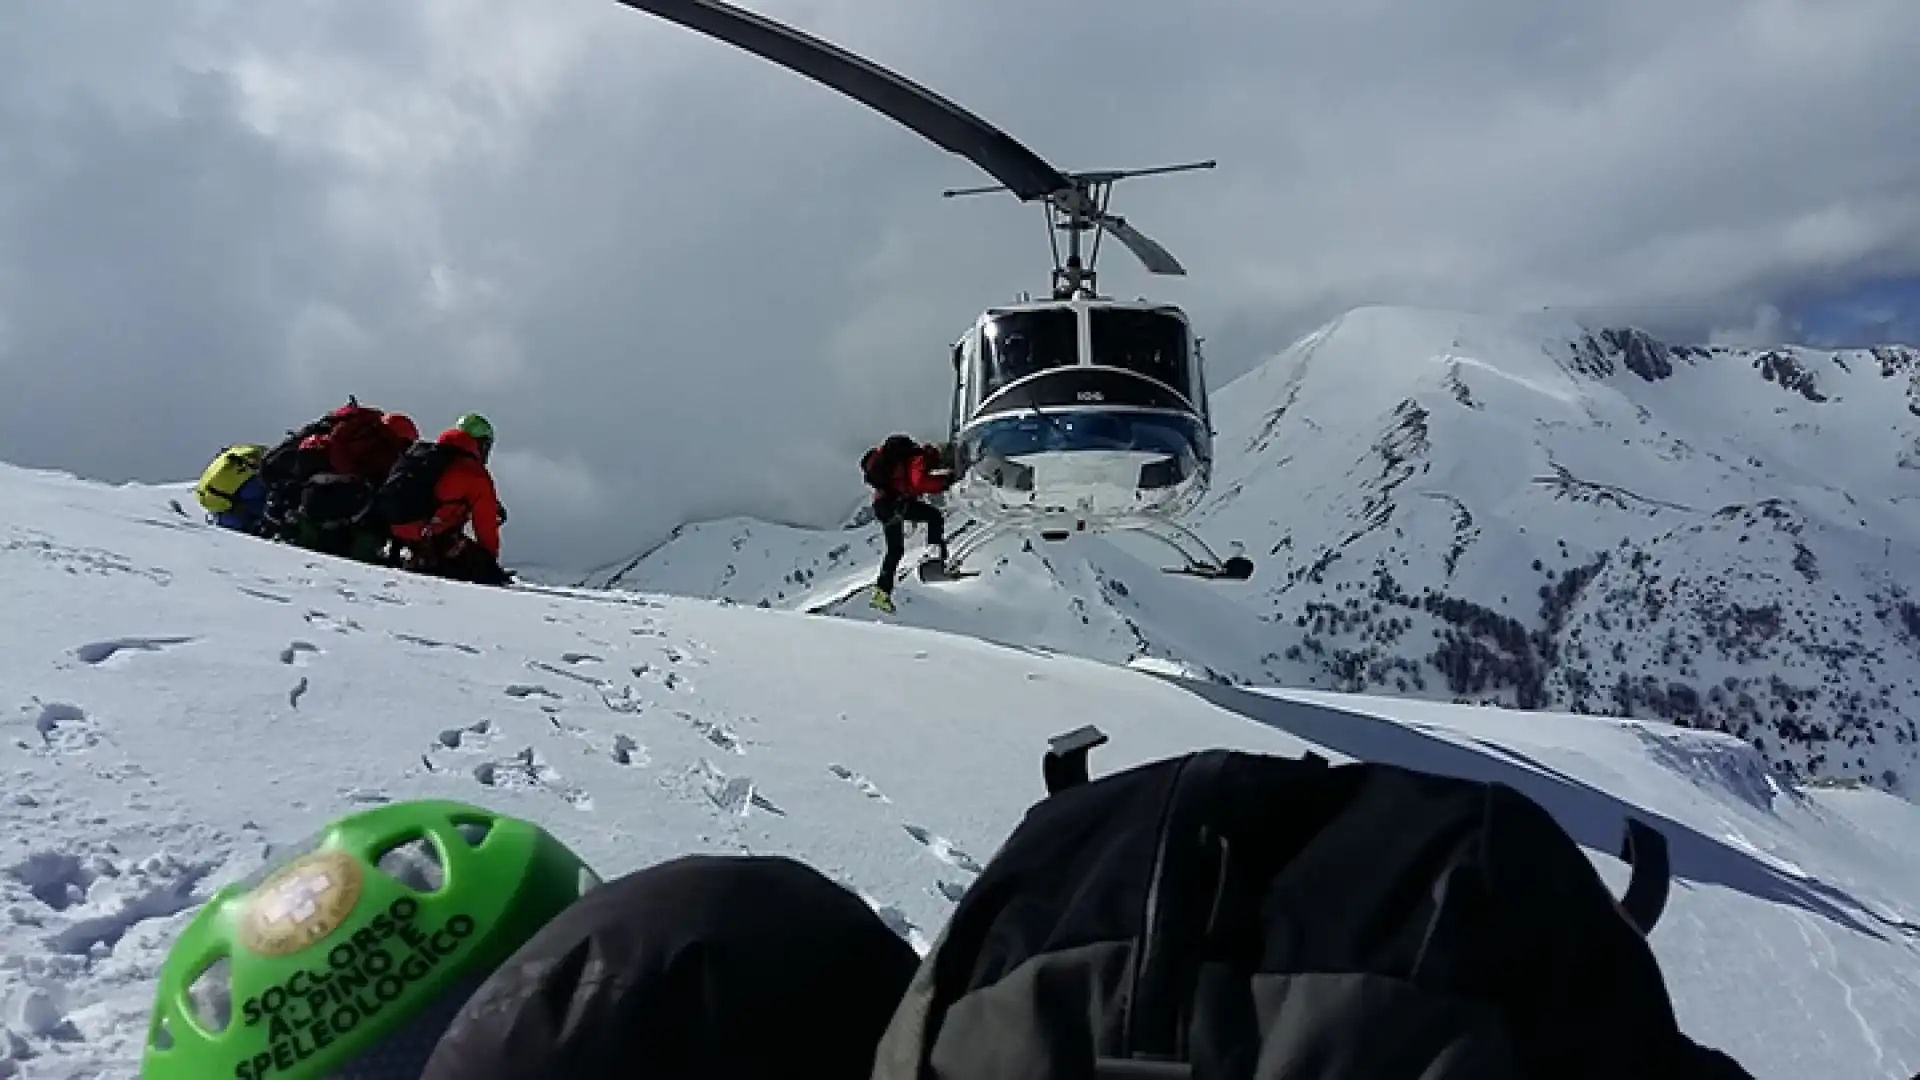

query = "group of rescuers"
[[193, 399, 511, 587], [194, 406, 953, 603]]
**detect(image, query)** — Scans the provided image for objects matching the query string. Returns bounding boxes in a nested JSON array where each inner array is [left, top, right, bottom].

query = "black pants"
[[401, 533, 514, 587], [875, 494, 944, 592]]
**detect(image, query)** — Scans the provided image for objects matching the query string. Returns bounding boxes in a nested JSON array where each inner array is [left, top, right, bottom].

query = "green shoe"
[[870, 587, 895, 613]]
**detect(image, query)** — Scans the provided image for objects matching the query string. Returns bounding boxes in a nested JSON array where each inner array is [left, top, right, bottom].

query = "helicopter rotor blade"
[[1069, 160, 1218, 186], [943, 182, 1011, 198], [612, 0, 1071, 201], [1097, 214, 1187, 276]]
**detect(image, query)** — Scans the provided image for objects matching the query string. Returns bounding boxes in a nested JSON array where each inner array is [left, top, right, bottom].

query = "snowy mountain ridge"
[[0, 455, 1917, 1078], [608, 306, 1920, 795]]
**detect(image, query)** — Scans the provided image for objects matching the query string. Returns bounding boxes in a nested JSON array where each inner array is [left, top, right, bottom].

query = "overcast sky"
[[2, 0, 1917, 571]]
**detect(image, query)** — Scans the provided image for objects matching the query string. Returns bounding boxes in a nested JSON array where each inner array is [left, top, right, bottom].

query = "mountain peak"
[[614, 305, 1920, 795]]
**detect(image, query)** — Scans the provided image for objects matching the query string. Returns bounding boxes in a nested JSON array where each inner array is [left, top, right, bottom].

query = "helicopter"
[[611, 0, 1254, 585]]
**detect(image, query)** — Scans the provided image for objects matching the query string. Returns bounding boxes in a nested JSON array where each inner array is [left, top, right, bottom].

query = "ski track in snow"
[[2, 388, 1920, 1074]]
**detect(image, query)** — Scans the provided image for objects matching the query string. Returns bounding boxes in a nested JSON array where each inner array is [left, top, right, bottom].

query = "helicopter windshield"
[[980, 309, 1078, 399], [1088, 308, 1192, 402], [955, 409, 1210, 493]]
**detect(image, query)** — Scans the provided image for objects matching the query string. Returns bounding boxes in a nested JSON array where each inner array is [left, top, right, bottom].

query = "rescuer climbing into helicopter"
[[861, 434, 952, 613]]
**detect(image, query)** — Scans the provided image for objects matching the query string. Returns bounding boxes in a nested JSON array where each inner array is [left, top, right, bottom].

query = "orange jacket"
[[391, 428, 502, 555]]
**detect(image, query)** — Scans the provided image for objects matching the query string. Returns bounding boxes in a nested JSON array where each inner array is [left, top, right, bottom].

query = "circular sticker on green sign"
[[237, 849, 365, 958]]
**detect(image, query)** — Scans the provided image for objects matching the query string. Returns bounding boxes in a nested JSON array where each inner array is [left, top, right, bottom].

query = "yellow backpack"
[[194, 444, 267, 514]]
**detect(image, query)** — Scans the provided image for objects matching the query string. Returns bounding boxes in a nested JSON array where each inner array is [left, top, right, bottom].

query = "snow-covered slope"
[[3, 466, 1920, 1068], [3, 462, 1918, 1078], [609, 307, 1920, 794]]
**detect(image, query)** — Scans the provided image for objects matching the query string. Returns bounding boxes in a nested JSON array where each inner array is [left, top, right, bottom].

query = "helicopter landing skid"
[[917, 516, 1251, 583], [1134, 518, 1254, 581], [915, 558, 979, 584]]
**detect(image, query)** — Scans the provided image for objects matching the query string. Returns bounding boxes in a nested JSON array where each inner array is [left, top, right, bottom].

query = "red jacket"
[[390, 428, 502, 555], [877, 446, 951, 500]]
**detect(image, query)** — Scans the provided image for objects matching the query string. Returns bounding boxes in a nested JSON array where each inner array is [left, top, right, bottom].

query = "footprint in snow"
[[435, 718, 494, 750], [676, 710, 744, 754], [5, 846, 216, 957], [538, 710, 647, 767], [460, 747, 593, 812], [236, 586, 292, 604], [598, 684, 646, 715], [526, 659, 610, 688], [862, 894, 927, 953], [303, 610, 362, 634], [279, 641, 320, 666], [392, 632, 480, 655], [22, 701, 100, 755], [72, 636, 195, 665], [695, 760, 782, 817], [630, 662, 689, 693], [903, 824, 983, 874], [611, 734, 647, 766], [660, 643, 711, 667], [5, 850, 101, 910], [827, 874, 927, 954], [828, 764, 889, 802], [133, 514, 203, 534], [696, 719, 743, 754], [4, 533, 172, 584], [335, 584, 405, 607]]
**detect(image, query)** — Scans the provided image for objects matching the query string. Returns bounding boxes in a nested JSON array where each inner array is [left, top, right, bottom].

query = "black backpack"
[[375, 441, 458, 527], [870, 727, 1755, 1080], [257, 425, 329, 495], [297, 472, 375, 529]]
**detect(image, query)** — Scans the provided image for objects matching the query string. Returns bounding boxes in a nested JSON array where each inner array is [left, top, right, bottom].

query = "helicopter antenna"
[[945, 160, 1214, 299], [611, 0, 1211, 298]]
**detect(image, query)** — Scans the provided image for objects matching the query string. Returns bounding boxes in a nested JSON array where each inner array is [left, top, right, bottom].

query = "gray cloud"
[[2, 0, 1917, 570]]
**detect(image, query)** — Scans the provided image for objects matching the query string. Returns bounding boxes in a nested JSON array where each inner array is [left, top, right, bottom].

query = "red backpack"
[[861, 435, 919, 491], [304, 402, 394, 481]]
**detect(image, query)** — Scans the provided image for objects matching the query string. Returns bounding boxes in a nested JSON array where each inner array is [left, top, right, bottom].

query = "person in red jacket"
[[377, 412, 421, 467], [271, 403, 423, 561], [260, 398, 415, 537], [387, 413, 512, 586], [860, 434, 951, 612], [299, 401, 416, 485]]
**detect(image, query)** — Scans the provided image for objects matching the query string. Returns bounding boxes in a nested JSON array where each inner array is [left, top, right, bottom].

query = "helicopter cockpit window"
[[1089, 308, 1192, 401], [980, 309, 1078, 400]]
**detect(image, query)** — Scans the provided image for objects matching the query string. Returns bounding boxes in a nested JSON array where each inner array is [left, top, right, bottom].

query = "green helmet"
[[453, 413, 494, 462], [141, 799, 597, 1080], [453, 413, 493, 442]]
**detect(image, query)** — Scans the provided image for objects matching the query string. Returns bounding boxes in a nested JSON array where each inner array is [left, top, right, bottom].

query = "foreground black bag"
[[872, 727, 1755, 1080], [422, 855, 920, 1080]]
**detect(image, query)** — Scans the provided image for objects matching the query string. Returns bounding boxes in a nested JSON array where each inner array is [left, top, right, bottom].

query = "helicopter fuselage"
[[943, 296, 1213, 532]]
